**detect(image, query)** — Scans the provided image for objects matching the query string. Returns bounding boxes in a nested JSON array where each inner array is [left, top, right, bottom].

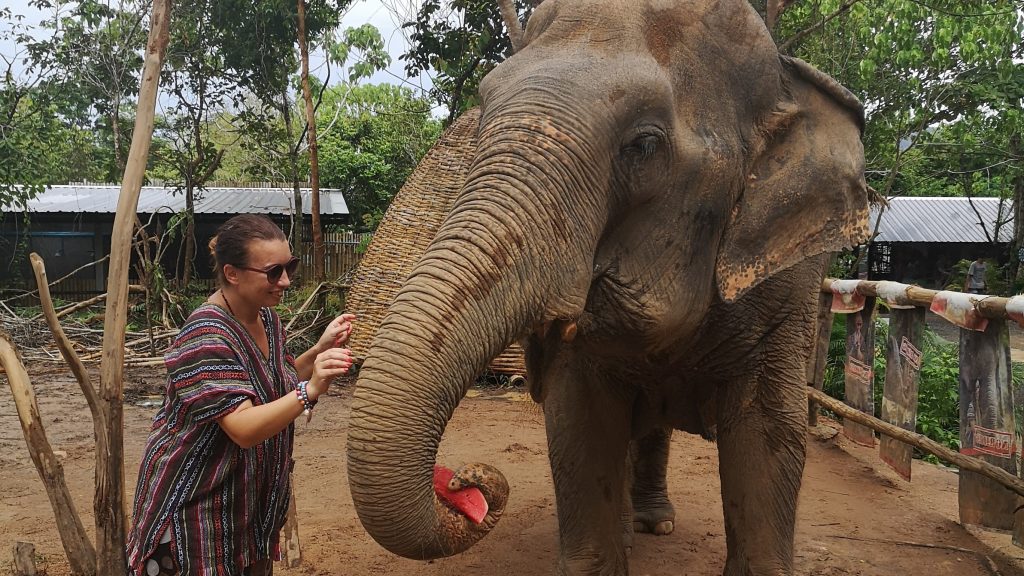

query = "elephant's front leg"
[[716, 367, 807, 576], [543, 358, 635, 576]]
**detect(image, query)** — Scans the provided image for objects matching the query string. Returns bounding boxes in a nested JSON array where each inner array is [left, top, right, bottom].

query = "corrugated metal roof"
[[2, 185, 349, 216], [870, 197, 1013, 243]]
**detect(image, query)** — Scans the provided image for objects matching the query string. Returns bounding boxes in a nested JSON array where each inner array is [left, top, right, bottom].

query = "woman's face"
[[233, 238, 294, 308]]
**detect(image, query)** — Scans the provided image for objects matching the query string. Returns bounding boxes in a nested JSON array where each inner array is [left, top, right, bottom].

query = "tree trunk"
[[97, 0, 172, 573], [111, 108, 125, 174], [282, 88, 303, 254], [13, 541, 38, 576], [182, 187, 195, 287], [1010, 134, 1023, 285], [297, 0, 324, 281], [496, 0, 523, 52]]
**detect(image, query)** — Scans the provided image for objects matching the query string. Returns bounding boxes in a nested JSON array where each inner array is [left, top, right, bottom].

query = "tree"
[[41, 0, 148, 177], [208, 0, 351, 250], [773, 0, 1024, 279], [318, 83, 441, 230], [154, 0, 236, 287], [400, 0, 535, 124]]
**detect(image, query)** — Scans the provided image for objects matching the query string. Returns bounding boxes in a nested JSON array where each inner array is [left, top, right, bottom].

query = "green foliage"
[[317, 84, 441, 231], [914, 331, 961, 460], [775, 1, 1024, 256], [945, 258, 1008, 294], [401, 0, 534, 124]]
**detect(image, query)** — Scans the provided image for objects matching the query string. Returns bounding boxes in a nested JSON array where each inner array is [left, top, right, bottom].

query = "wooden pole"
[[822, 278, 1016, 320], [96, 1, 171, 573], [13, 541, 38, 576], [808, 388, 1024, 498], [0, 334, 96, 575], [297, 0, 324, 282]]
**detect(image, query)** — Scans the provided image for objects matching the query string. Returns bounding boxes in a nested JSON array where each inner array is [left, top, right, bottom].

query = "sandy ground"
[[3, 365, 1024, 576]]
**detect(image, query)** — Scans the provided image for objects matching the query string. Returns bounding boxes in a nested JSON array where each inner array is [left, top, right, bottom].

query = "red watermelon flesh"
[[433, 465, 489, 524]]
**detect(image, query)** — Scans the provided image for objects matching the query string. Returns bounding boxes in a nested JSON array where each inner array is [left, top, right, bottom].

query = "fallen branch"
[[50, 285, 145, 320], [30, 254, 99, 416], [808, 388, 1024, 498], [0, 332, 97, 575], [285, 282, 326, 332]]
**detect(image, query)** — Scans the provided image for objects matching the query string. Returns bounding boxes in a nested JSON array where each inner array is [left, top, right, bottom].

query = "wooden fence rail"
[[813, 277, 1024, 541]]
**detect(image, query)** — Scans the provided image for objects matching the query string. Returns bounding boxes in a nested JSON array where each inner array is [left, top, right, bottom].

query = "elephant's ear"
[[715, 56, 871, 303]]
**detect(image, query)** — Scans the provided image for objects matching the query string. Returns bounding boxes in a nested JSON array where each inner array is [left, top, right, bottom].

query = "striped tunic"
[[127, 304, 298, 576]]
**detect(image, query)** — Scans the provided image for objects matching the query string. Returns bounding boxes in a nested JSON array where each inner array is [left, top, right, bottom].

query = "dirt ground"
[[4, 365, 1024, 576]]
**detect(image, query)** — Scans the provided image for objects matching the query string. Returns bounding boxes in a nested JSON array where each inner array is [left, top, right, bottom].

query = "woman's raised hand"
[[316, 313, 357, 352], [307, 347, 354, 400]]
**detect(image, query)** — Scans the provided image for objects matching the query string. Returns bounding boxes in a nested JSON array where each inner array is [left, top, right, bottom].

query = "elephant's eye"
[[621, 129, 664, 162]]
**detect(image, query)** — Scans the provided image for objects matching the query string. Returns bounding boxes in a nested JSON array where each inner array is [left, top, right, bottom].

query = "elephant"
[[347, 0, 870, 574]]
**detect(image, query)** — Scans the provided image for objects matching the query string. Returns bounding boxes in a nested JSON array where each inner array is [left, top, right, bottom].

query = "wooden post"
[[958, 318, 1017, 530], [13, 541, 38, 576], [808, 291, 834, 426], [0, 334, 96, 575], [281, 479, 302, 568], [879, 306, 925, 481], [96, 1, 171, 574], [843, 296, 876, 447]]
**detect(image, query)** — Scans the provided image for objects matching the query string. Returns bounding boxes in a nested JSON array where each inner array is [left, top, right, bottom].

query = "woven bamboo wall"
[[345, 107, 526, 376]]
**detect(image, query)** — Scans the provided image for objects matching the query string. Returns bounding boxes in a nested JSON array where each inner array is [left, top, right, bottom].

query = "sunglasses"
[[236, 256, 300, 283]]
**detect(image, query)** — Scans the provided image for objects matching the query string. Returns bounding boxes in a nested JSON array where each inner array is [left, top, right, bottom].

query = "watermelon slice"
[[433, 465, 489, 524]]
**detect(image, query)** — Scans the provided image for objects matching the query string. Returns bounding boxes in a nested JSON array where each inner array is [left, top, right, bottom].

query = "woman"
[[127, 214, 355, 576]]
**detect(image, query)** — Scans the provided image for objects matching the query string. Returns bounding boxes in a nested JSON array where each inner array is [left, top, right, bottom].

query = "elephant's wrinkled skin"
[[347, 0, 870, 574]]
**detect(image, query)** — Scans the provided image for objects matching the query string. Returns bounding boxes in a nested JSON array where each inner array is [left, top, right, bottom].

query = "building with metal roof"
[[867, 196, 1013, 289], [2, 184, 349, 216], [869, 196, 1013, 244], [1, 185, 352, 297]]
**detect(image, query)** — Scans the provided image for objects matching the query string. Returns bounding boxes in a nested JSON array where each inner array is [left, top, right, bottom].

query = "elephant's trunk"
[[348, 110, 607, 558]]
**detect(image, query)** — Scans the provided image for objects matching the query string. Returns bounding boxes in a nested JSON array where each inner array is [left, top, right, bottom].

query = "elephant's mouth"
[[581, 266, 656, 344]]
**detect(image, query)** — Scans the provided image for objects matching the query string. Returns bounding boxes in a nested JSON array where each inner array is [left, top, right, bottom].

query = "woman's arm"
[[218, 347, 353, 448]]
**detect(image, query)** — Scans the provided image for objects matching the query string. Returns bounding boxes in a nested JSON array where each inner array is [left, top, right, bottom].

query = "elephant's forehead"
[[535, 0, 776, 69]]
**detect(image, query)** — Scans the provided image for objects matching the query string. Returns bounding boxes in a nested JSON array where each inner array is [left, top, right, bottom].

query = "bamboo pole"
[[807, 388, 1024, 498], [95, 1, 171, 573], [0, 333, 96, 575]]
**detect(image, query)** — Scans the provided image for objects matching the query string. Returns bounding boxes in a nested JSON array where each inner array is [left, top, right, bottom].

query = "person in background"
[[127, 213, 355, 576], [964, 256, 988, 294]]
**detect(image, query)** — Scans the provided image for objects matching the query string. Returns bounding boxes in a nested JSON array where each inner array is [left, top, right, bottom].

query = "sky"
[[0, 0, 439, 110]]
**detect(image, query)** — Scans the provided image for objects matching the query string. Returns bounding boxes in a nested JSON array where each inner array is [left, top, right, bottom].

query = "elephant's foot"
[[620, 509, 634, 555], [631, 496, 675, 535], [723, 555, 789, 576], [557, 549, 628, 576]]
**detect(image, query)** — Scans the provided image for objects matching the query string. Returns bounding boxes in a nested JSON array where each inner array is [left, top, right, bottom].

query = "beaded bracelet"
[[295, 380, 317, 422]]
